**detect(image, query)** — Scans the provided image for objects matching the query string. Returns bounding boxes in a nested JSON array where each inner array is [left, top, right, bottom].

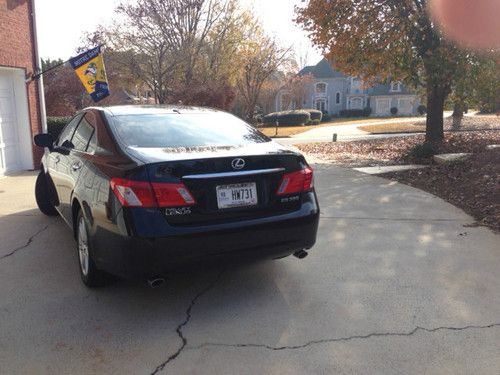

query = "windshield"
[[109, 112, 270, 148]]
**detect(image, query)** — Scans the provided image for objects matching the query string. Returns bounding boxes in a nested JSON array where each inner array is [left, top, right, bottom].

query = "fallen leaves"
[[299, 135, 425, 167], [299, 131, 500, 168]]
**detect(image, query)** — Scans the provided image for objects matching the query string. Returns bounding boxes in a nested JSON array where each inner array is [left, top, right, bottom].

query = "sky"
[[35, 0, 323, 67]]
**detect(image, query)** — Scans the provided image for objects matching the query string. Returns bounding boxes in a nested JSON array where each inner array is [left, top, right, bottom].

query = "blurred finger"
[[430, 0, 500, 50]]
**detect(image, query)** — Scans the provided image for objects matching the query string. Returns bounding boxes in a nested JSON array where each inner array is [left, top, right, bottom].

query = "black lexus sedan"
[[34, 106, 319, 287]]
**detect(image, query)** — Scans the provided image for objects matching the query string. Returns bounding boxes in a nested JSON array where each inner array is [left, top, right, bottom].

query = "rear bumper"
[[91, 205, 319, 279]]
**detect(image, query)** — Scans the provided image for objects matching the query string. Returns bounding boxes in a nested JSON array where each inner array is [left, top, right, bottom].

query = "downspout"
[[30, 0, 47, 133]]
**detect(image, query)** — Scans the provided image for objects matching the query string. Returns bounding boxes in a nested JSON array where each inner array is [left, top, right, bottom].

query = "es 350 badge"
[[164, 207, 192, 216]]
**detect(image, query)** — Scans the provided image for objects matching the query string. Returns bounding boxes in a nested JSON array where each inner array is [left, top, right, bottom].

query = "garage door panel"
[[0, 76, 21, 174], [376, 99, 390, 115], [398, 98, 412, 115]]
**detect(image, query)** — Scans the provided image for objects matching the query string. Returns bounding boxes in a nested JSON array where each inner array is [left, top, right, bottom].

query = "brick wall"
[[0, 0, 43, 168]]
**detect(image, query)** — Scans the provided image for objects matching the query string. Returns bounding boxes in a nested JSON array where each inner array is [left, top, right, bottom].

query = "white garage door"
[[376, 98, 390, 115], [398, 98, 413, 115], [0, 74, 21, 175]]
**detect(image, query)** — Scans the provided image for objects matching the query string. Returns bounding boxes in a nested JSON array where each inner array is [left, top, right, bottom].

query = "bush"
[[263, 110, 311, 126], [390, 107, 398, 115], [409, 142, 436, 159], [262, 112, 278, 124], [417, 105, 427, 115], [47, 116, 71, 140], [310, 119, 321, 125], [363, 107, 372, 116], [339, 109, 367, 118], [321, 111, 332, 122], [253, 114, 263, 124], [304, 109, 322, 122]]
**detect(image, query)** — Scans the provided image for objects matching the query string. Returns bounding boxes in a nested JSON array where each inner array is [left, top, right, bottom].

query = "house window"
[[350, 97, 363, 109], [315, 98, 326, 112], [315, 82, 327, 94], [390, 81, 401, 92], [335, 92, 341, 104], [351, 77, 362, 93]]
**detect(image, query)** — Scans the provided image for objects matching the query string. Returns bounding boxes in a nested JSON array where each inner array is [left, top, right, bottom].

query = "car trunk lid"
[[146, 153, 308, 226]]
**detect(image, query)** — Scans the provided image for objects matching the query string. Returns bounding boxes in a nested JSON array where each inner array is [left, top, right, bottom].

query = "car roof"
[[93, 105, 223, 117]]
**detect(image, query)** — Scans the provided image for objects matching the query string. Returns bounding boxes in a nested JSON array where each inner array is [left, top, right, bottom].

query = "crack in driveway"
[[189, 322, 500, 352], [0, 225, 49, 260], [151, 269, 225, 375], [149, 269, 498, 375]]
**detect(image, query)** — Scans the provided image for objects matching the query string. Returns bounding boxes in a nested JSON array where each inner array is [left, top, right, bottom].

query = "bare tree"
[[258, 72, 286, 115], [201, 5, 254, 84], [79, 0, 291, 112], [236, 25, 292, 121], [108, 0, 230, 103], [282, 73, 314, 109]]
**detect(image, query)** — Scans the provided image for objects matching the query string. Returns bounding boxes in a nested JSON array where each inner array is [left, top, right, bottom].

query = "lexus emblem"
[[231, 158, 245, 170]]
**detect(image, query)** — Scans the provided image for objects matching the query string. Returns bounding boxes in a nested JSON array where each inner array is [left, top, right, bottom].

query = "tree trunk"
[[246, 100, 257, 124], [452, 102, 464, 130], [425, 84, 446, 143]]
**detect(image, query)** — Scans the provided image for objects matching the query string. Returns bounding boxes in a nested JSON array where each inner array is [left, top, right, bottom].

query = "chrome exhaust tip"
[[293, 250, 308, 259], [147, 277, 165, 288]]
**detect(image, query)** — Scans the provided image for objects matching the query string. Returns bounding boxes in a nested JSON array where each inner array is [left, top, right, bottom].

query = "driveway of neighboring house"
[[285, 117, 425, 145], [0, 168, 499, 374], [276, 112, 463, 145]]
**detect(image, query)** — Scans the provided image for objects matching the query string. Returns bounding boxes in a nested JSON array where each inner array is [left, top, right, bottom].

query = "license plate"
[[216, 182, 258, 209]]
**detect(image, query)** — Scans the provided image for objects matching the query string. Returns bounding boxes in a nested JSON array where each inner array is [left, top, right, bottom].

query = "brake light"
[[110, 178, 156, 207], [110, 178, 196, 208], [151, 182, 196, 207], [276, 167, 314, 196]]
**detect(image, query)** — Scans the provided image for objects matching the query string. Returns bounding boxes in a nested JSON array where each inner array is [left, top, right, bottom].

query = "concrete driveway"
[[0, 167, 499, 374]]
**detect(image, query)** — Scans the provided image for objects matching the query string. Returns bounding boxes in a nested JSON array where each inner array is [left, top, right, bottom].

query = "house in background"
[[275, 58, 420, 116], [101, 88, 156, 106], [0, 0, 44, 176]]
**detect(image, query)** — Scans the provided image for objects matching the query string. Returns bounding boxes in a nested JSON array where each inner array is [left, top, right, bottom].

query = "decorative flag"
[[69, 46, 109, 102]]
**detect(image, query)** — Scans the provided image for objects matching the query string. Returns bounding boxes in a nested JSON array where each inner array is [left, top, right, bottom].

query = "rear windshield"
[[109, 112, 270, 148]]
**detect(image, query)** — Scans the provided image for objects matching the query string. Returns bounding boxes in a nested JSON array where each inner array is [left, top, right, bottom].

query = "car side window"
[[87, 131, 97, 153], [57, 114, 82, 147], [85, 112, 98, 153], [72, 113, 96, 152]]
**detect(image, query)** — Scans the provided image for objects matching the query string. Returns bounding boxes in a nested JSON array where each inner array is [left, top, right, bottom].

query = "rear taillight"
[[276, 167, 314, 196], [151, 182, 196, 207], [110, 179, 156, 207], [110, 178, 196, 208]]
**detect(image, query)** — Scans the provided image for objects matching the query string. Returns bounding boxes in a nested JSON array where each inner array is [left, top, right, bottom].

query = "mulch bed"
[[298, 131, 500, 167], [299, 131, 500, 232]]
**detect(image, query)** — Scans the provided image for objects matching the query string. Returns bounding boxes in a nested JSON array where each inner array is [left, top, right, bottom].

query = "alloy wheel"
[[78, 216, 89, 276]]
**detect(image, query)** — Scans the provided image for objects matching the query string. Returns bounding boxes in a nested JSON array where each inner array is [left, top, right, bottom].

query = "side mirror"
[[61, 140, 75, 149], [34, 133, 54, 149]]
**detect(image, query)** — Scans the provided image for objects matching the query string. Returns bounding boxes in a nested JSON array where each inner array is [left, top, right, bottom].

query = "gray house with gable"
[[275, 58, 420, 116]]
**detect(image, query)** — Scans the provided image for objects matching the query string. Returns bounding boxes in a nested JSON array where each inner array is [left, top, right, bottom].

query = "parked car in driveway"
[[34, 106, 319, 287]]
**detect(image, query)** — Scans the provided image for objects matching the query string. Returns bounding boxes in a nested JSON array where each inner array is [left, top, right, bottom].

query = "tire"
[[35, 171, 58, 216], [76, 210, 106, 287]]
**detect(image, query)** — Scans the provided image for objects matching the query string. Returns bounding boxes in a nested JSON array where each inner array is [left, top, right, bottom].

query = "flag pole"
[[27, 44, 103, 83], [27, 59, 68, 82]]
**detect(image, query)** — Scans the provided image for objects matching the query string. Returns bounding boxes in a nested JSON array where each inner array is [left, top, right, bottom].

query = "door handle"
[[71, 162, 82, 171]]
